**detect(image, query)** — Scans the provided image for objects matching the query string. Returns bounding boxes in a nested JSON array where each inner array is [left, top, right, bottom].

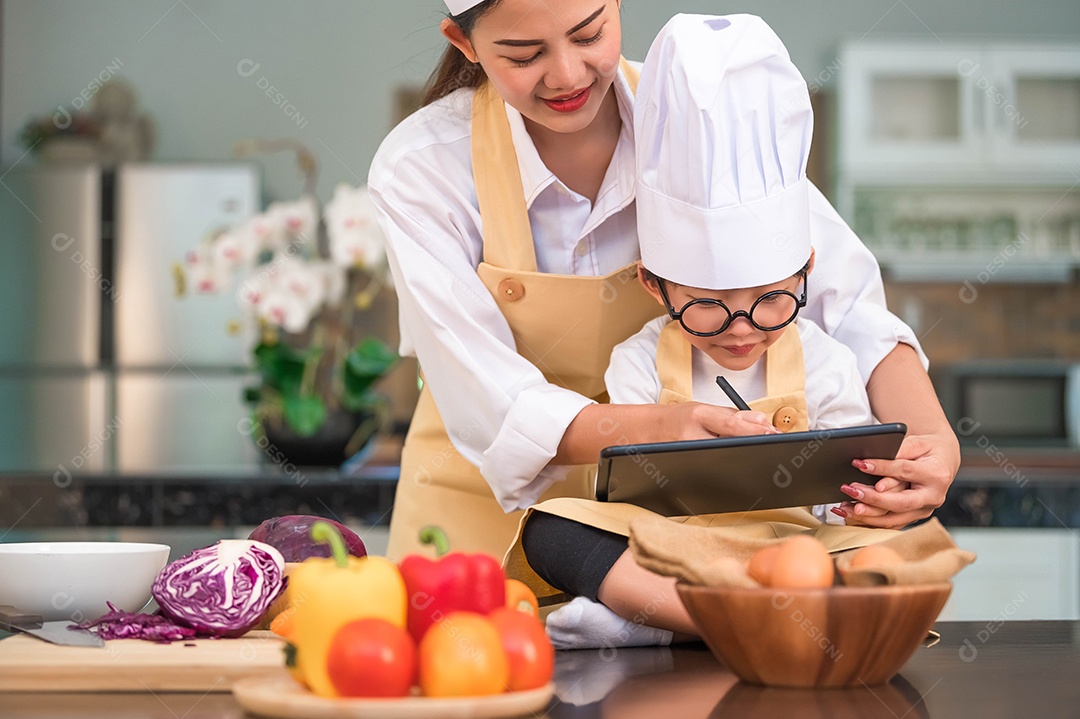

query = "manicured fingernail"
[[852, 459, 875, 472], [841, 484, 863, 500], [830, 507, 848, 518]]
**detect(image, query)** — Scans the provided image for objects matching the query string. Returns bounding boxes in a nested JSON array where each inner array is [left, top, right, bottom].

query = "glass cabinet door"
[[988, 47, 1080, 169], [840, 45, 987, 174]]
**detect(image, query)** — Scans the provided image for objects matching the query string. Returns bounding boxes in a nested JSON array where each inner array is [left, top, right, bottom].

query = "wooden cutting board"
[[0, 630, 286, 692]]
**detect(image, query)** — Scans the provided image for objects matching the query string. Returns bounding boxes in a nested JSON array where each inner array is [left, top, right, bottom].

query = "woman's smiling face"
[[442, 0, 623, 134]]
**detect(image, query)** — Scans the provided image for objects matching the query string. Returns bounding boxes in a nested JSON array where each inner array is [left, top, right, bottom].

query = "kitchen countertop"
[[957, 446, 1080, 483], [2, 620, 1078, 717], [2, 441, 1078, 529]]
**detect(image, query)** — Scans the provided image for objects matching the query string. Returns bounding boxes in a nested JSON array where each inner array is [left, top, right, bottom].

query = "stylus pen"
[[715, 376, 752, 411]]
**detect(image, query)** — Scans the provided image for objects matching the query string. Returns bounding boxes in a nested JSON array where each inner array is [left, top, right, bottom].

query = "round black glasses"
[[656, 273, 808, 337]]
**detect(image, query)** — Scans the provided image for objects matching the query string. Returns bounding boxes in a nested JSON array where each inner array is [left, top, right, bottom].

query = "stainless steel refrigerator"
[[0, 162, 260, 474]]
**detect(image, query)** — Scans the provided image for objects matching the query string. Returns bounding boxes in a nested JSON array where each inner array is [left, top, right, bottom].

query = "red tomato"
[[487, 608, 554, 692], [326, 618, 416, 698]]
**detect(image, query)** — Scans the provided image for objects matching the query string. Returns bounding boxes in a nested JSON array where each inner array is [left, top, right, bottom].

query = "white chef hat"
[[445, 0, 485, 15], [636, 14, 813, 290]]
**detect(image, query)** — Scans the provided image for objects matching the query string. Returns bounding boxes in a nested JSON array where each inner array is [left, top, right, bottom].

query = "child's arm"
[[554, 320, 775, 464], [554, 402, 777, 464]]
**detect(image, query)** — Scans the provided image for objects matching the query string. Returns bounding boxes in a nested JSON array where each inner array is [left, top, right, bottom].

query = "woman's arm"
[[800, 185, 957, 527], [369, 129, 598, 512], [841, 343, 961, 528]]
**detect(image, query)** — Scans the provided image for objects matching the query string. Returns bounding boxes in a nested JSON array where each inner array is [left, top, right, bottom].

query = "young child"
[[506, 13, 892, 650]]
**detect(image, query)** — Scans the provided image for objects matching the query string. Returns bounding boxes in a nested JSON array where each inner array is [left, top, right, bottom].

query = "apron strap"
[[470, 58, 640, 272], [656, 320, 809, 422], [656, 320, 693, 403], [765, 324, 806, 397]]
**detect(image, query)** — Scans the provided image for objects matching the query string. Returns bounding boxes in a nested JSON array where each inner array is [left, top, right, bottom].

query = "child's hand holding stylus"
[[716, 376, 782, 435]]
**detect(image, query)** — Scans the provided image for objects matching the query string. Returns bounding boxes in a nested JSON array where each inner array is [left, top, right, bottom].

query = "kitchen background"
[[1, 0, 1079, 622]]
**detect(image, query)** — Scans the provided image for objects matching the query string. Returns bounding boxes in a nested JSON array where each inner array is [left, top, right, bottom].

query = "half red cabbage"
[[248, 515, 367, 562], [151, 539, 285, 637]]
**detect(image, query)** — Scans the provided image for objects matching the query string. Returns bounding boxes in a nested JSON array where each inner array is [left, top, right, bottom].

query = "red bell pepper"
[[399, 526, 506, 643]]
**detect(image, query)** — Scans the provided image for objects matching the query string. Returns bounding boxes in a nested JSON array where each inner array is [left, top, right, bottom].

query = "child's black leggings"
[[520, 510, 629, 601]]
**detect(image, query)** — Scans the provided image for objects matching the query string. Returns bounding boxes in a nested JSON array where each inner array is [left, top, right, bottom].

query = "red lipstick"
[[543, 85, 592, 113]]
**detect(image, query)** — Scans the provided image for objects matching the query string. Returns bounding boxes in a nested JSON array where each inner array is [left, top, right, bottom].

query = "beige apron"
[[386, 61, 664, 560], [505, 321, 896, 601]]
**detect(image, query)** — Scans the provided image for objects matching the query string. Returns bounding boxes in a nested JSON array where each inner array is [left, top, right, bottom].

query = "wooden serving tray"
[[0, 631, 286, 692]]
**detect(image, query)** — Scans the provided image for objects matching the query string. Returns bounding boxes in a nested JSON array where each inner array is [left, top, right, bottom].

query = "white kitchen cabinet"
[[991, 48, 1080, 169], [839, 45, 987, 175], [839, 42, 1080, 181], [837, 41, 1080, 278], [940, 528, 1079, 621]]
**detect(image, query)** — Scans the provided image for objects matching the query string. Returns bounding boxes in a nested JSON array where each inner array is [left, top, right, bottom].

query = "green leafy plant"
[[180, 139, 398, 457], [247, 336, 397, 440]]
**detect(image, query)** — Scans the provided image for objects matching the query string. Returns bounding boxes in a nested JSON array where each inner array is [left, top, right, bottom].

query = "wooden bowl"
[[676, 582, 951, 688]]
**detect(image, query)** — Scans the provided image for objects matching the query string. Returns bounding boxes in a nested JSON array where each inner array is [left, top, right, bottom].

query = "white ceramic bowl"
[[0, 542, 170, 622]]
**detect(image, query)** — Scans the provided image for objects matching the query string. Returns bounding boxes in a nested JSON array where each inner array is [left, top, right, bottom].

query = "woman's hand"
[[833, 433, 960, 528]]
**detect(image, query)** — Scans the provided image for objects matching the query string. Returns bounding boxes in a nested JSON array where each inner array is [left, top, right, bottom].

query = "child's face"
[[639, 263, 809, 372]]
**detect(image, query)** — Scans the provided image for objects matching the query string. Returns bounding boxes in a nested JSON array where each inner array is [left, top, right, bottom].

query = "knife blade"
[[0, 605, 105, 648]]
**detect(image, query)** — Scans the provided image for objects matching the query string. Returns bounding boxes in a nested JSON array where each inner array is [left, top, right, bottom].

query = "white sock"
[[545, 596, 674, 651]]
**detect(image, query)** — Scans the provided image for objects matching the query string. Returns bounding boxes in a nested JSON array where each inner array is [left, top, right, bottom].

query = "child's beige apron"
[[504, 321, 896, 601], [386, 61, 664, 560]]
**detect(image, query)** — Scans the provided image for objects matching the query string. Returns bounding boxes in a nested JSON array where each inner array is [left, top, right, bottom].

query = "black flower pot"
[[258, 410, 378, 468]]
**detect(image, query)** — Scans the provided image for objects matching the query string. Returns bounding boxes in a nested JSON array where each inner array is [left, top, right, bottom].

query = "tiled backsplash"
[[884, 280, 1080, 365], [0, 476, 397, 531]]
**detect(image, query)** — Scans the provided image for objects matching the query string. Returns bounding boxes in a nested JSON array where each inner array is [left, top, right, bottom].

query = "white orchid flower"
[[325, 184, 387, 271], [211, 226, 260, 272], [236, 270, 270, 314], [244, 210, 287, 253], [257, 286, 318, 334], [276, 256, 327, 312], [316, 261, 348, 308], [185, 246, 232, 294], [269, 196, 319, 246]]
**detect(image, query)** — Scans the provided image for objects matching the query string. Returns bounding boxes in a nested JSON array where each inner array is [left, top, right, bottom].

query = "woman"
[[367, 0, 958, 562]]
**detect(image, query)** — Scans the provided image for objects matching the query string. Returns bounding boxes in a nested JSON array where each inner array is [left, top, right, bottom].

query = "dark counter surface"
[[2, 621, 1079, 718], [2, 441, 1078, 529]]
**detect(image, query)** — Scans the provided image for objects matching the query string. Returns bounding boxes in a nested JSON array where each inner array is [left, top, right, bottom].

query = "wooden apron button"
[[772, 406, 799, 432], [497, 278, 525, 302]]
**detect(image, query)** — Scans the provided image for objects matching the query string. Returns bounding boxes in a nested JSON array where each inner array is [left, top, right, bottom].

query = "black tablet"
[[595, 423, 907, 517]]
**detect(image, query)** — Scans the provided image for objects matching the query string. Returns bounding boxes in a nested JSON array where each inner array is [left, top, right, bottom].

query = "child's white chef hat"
[[445, 0, 484, 14], [636, 14, 813, 290]]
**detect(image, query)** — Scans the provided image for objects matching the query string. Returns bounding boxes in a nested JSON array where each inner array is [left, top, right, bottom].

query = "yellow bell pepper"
[[287, 521, 407, 698]]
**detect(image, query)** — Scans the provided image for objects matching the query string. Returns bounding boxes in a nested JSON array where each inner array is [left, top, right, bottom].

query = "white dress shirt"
[[606, 317, 873, 523], [367, 69, 923, 513]]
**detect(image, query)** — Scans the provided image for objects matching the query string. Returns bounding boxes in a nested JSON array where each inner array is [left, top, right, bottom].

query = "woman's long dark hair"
[[422, 1, 504, 106]]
